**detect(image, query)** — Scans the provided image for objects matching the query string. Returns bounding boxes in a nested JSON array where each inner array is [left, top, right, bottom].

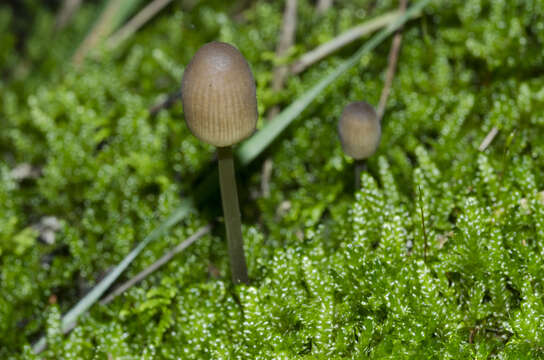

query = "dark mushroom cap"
[[338, 101, 381, 160], [181, 41, 258, 147]]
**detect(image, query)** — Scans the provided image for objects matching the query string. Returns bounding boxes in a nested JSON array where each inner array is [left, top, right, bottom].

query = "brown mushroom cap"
[[181, 42, 258, 147], [338, 101, 381, 160]]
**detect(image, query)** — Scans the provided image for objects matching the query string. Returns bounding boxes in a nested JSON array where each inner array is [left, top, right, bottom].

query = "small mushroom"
[[338, 101, 381, 188], [182, 41, 257, 284]]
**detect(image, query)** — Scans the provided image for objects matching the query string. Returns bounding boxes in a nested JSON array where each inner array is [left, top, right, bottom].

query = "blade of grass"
[[33, 1, 430, 353], [32, 199, 193, 354], [100, 224, 211, 305], [193, 0, 430, 204], [237, 0, 430, 165]]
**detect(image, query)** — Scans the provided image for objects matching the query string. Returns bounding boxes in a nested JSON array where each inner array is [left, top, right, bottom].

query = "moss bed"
[[2, 0, 544, 358]]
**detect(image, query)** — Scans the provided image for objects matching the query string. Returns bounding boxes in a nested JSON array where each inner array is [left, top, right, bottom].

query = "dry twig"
[[268, 0, 298, 120], [478, 127, 499, 151], [290, 10, 400, 75], [229, 0, 253, 22], [32, 213, 201, 354], [260, 159, 274, 197], [55, 0, 82, 31], [107, 0, 173, 49], [72, 0, 124, 65], [100, 225, 211, 305], [149, 89, 183, 116], [376, 0, 407, 121], [260, 0, 297, 198], [316, 0, 333, 14]]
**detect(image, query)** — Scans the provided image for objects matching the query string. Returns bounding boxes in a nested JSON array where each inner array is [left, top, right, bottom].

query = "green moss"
[[2, 0, 544, 358]]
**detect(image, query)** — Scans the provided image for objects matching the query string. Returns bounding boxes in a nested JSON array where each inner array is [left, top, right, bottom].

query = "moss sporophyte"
[[181, 41, 257, 284]]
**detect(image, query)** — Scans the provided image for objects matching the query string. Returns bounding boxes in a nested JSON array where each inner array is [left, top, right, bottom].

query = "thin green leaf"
[[194, 0, 430, 203], [236, 0, 430, 165], [33, 0, 429, 353], [32, 199, 193, 353]]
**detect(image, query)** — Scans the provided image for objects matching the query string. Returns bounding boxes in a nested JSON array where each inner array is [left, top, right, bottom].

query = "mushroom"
[[338, 101, 381, 189], [182, 41, 257, 284]]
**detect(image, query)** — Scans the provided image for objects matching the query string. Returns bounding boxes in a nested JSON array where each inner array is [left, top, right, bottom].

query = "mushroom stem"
[[217, 146, 249, 284], [354, 159, 366, 189]]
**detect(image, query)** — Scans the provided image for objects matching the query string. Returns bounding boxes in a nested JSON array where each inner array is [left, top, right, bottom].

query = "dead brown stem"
[[316, 0, 333, 14], [100, 225, 211, 305], [107, 0, 173, 49], [478, 127, 499, 151], [267, 0, 298, 121], [290, 10, 400, 75], [55, 0, 82, 31], [376, 0, 407, 121], [72, 0, 124, 66], [149, 89, 182, 116]]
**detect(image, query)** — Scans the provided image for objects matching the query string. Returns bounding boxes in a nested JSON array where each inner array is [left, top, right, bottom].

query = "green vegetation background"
[[2, 0, 544, 358]]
